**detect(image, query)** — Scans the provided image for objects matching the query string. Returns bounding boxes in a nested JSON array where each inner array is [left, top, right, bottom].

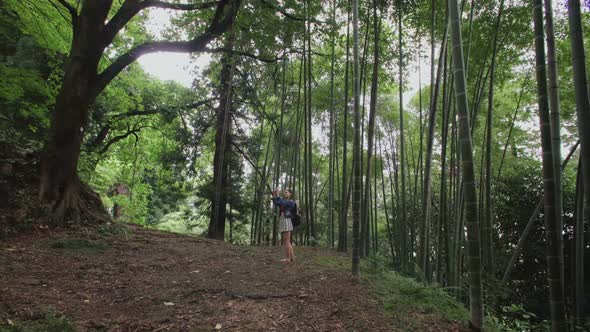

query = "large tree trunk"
[[208, 36, 235, 240], [39, 1, 111, 221]]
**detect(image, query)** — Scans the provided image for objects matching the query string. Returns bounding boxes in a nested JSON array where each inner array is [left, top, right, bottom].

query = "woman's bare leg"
[[280, 232, 289, 262], [286, 232, 295, 262]]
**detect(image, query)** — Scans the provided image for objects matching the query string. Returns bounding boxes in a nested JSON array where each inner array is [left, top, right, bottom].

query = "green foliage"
[[365, 269, 469, 330], [155, 212, 204, 235], [47, 238, 109, 253], [363, 252, 391, 274], [493, 155, 579, 323], [0, 3, 63, 144], [5, 0, 72, 54], [485, 304, 550, 332], [0, 313, 74, 332]]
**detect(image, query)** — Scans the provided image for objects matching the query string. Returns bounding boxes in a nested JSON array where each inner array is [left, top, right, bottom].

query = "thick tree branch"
[[103, 0, 219, 48], [53, 0, 77, 18], [186, 98, 218, 109], [89, 98, 215, 151], [110, 98, 216, 119], [206, 47, 325, 63], [205, 47, 284, 63], [95, 0, 241, 96], [143, 0, 219, 10], [288, 48, 330, 58], [88, 125, 111, 148], [99, 126, 146, 154], [259, 0, 324, 24], [111, 108, 165, 119]]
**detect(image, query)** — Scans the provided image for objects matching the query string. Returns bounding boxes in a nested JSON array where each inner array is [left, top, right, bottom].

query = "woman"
[[271, 188, 296, 263]]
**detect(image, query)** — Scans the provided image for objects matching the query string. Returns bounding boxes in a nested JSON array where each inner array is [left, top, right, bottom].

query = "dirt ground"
[[0, 225, 457, 331]]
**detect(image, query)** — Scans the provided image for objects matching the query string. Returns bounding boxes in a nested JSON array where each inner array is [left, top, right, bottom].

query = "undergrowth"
[[363, 265, 470, 330], [312, 252, 526, 331], [0, 313, 74, 332], [46, 238, 108, 253]]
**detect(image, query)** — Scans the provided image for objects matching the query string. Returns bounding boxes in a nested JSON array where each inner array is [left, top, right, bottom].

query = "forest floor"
[[0, 224, 466, 331]]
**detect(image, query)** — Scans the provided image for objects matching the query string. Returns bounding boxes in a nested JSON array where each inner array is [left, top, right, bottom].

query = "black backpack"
[[291, 202, 302, 227]]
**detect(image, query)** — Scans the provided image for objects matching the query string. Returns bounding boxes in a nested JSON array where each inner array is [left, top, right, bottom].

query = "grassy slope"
[[312, 254, 472, 331]]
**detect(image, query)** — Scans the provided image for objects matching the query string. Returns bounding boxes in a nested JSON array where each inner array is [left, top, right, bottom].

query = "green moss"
[[313, 255, 350, 269], [0, 313, 75, 332], [96, 223, 131, 237], [47, 238, 108, 253]]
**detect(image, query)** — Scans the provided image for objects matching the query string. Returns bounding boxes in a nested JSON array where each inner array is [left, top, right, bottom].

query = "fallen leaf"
[[6, 318, 14, 326]]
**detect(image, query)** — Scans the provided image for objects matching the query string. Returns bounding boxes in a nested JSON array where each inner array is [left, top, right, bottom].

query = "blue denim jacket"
[[272, 197, 297, 217]]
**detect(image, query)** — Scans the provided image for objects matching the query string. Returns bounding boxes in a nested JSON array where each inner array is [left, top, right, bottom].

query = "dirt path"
[[1, 225, 395, 331]]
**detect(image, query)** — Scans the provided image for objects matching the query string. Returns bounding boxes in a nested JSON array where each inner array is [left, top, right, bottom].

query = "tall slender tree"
[[351, 0, 361, 278], [482, 0, 505, 273], [209, 34, 236, 240], [339, 0, 352, 253], [421, 22, 448, 277], [567, 5, 590, 322], [306, 0, 316, 242], [574, 159, 585, 323], [328, 0, 337, 248], [532, 1, 566, 330], [397, 0, 408, 274], [448, 0, 483, 328], [544, 0, 564, 293], [361, 0, 380, 262]]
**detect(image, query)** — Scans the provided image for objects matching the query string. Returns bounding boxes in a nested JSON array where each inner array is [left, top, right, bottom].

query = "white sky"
[[138, 8, 428, 98], [138, 9, 210, 87]]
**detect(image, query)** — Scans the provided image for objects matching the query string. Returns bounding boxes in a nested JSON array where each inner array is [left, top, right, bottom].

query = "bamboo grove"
[[2, 0, 590, 330], [243, 1, 588, 329]]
